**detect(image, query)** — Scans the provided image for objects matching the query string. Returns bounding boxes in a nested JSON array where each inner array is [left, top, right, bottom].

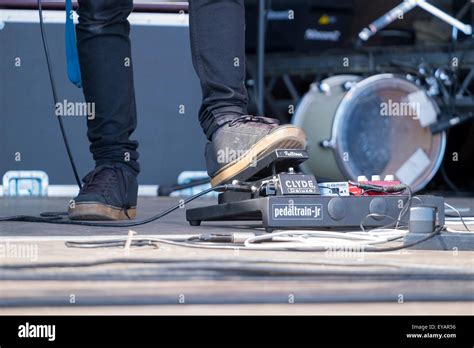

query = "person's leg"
[[77, 0, 139, 173], [69, 0, 138, 221], [188, 0, 248, 140], [188, 0, 306, 185]]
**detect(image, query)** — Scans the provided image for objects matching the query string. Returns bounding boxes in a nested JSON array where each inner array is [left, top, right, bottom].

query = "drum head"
[[296, 74, 446, 191]]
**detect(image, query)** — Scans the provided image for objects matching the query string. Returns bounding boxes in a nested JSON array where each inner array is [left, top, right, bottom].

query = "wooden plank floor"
[[0, 197, 473, 315]]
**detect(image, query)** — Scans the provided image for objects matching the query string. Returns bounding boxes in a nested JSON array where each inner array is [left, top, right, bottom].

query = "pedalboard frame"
[[187, 194, 445, 232]]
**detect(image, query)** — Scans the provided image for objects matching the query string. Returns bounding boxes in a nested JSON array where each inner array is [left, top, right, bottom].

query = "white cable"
[[66, 228, 407, 252], [445, 202, 464, 215], [444, 202, 472, 232], [243, 229, 408, 251], [66, 229, 411, 252]]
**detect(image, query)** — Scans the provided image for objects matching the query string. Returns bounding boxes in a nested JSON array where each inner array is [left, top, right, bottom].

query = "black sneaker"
[[68, 163, 138, 221], [206, 115, 306, 186]]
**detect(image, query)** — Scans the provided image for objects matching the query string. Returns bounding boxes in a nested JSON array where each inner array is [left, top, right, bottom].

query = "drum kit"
[[292, 74, 446, 192], [291, 0, 473, 192]]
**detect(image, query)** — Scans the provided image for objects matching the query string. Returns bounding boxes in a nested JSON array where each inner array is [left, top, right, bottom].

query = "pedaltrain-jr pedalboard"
[[186, 150, 445, 232]]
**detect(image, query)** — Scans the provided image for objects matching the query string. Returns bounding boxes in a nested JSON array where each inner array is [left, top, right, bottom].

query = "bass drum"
[[293, 74, 446, 192]]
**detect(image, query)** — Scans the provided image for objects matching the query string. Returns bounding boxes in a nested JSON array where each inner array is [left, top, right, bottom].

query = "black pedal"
[[230, 149, 309, 183], [276, 172, 320, 196], [218, 149, 313, 204]]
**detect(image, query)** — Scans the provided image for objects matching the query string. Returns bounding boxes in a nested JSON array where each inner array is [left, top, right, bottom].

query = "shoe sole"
[[68, 202, 137, 221], [210, 125, 306, 187]]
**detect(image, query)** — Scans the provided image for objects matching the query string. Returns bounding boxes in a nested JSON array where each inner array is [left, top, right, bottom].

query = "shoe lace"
[[229, 115, 279, 127]]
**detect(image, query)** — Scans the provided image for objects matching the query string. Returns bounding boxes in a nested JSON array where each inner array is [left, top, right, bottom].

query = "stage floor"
[[1, 196, 473, 315]]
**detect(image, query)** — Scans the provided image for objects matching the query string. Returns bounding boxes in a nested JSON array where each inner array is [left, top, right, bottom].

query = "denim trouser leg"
[[77, 0, 140, 173], [189, 0, 249, 140], [76, 0, 249, 173]]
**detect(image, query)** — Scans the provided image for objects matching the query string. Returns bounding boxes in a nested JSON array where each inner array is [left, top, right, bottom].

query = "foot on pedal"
[[68, 163, 138, 221], [206, 116, 306, 186]]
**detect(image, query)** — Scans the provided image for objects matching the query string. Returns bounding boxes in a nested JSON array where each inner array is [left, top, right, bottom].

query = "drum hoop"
[[329, 74, 447, 189], [292, 75, 362, 179], [292, 74, 361, 129]]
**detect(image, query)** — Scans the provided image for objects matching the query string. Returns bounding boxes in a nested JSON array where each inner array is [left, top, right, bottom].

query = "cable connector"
[[199, 233, 234, 243], [214, 181, 257, 193], [199, 232, 257, 243]]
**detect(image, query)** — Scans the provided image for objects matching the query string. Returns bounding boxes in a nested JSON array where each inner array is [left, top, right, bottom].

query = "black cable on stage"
[[0, 185, 227, 227], [38, 0, 82, 189]]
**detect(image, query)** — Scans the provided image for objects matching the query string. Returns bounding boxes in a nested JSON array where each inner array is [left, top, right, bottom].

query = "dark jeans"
[[77, 0, 249, 174]]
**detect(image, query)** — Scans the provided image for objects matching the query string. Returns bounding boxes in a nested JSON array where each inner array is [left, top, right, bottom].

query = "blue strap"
[[65, 0, 82, 88]]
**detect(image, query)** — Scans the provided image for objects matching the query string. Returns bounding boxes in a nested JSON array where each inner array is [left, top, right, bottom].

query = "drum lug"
[[320, 139, 336, 149], [318, 82, 331, 94], [343, 81, 357, 91]]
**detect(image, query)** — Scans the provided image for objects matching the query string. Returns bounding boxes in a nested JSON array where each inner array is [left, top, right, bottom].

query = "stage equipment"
[[292, 74, 446, 192], [358, 0, 472, 44], [186, 149, 445, 232]]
